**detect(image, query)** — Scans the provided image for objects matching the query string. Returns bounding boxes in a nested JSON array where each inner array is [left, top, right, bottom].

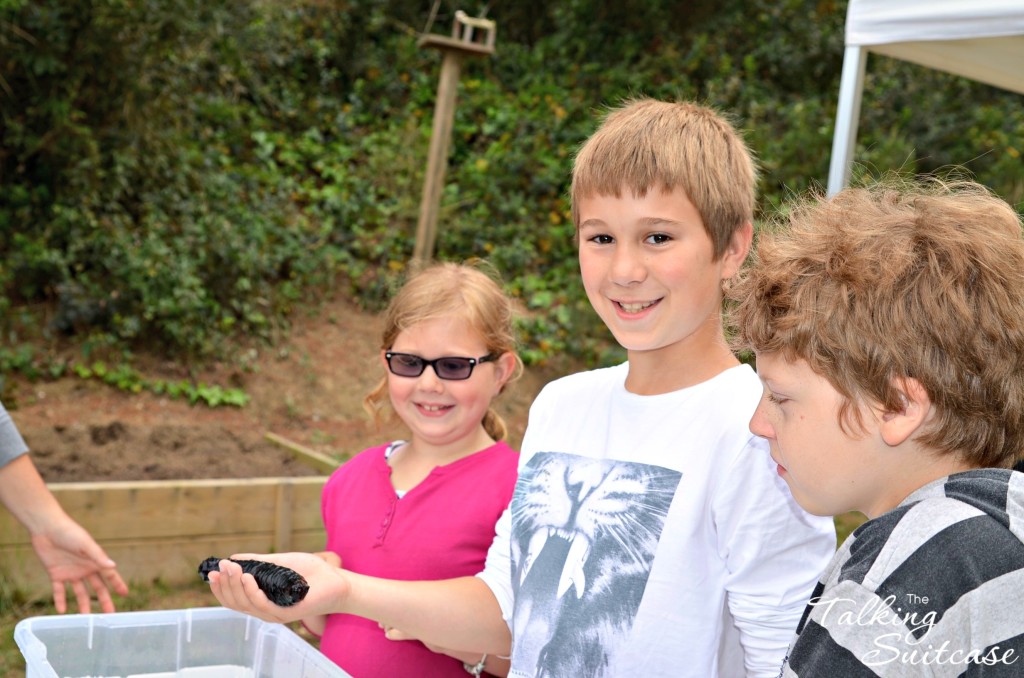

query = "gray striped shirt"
[[781, 469, 1024, 677]]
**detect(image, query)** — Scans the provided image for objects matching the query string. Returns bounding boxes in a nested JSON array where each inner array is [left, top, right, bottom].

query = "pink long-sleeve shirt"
[[320, 440, 518, 677]]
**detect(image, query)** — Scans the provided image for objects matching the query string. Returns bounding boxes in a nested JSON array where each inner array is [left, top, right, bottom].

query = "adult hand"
[[207, 552, 348, 624], [30, 515, 129, 614]]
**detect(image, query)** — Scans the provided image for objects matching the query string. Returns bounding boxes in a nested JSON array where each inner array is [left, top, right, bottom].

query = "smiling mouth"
[[417, 404, 452, 413], [615, 299, 658, 314]]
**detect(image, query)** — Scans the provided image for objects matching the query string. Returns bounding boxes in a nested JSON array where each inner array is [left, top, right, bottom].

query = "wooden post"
[[413, 51, 464, 266], [274, 481, 294, 553], [413, 12, 496, 268]]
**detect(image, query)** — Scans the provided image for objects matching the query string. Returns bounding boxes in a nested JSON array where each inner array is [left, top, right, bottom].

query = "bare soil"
[[4, 294, 573, 483]]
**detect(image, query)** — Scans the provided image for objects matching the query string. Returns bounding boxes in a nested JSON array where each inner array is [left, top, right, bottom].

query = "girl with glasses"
[[304, 261, 522, 677]]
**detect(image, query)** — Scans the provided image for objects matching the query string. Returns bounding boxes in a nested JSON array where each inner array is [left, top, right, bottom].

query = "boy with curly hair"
[[729, 178, 1024, 674]]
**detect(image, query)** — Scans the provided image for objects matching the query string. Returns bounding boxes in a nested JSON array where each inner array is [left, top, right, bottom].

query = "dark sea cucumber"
[[198, 556, 309, 607]]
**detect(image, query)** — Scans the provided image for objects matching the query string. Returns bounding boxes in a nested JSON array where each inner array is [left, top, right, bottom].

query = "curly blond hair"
[[729, 177, 1024, 468]]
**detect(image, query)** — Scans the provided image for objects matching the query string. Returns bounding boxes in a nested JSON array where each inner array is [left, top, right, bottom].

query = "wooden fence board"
[[0, 476, 329, 598]]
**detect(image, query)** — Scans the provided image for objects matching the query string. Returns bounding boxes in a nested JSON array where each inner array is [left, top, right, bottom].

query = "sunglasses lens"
[[387, 353, 481, 380], [435, 357, 473, 380], [389, 353, 425, 377]]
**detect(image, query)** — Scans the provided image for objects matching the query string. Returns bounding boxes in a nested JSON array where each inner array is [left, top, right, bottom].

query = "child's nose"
[[748, 401, 773, 439], [417, 365, 446, 391], [610, 243, 646, 285]]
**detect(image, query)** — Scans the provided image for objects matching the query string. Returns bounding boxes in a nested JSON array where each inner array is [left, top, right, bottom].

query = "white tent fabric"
[[827, 0, 1024, 195]]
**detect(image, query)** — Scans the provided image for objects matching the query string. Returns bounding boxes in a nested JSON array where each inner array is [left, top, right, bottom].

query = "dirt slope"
[[5, 293, 571, 482]]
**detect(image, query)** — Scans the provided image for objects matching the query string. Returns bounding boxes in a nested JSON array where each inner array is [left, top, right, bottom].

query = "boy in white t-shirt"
[[206, 98, 835, 677]]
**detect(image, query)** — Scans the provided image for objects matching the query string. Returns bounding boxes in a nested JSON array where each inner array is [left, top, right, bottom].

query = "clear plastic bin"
[[14, 606, 350, 678]]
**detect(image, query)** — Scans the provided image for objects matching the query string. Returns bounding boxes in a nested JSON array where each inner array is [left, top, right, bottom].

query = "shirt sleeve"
[[475, 384, 554, 625], [476, 503, 514, 623], [0, 400, 30, 469], [713, 436, 836, 677]]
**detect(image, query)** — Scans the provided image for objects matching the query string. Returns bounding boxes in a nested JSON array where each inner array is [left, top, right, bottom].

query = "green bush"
[[2, 0, 1021, 382]]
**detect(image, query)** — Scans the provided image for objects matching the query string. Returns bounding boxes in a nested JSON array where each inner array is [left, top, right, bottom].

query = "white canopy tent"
[[827, 0, 1024, 195]]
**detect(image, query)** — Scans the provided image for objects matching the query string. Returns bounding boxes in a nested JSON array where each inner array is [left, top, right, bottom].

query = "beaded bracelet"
[[463, 654, 487, 677]]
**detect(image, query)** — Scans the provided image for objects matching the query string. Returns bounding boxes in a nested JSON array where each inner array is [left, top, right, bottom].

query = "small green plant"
[[70, 360, 250, 408], [0, 346, 40, 381], [2, 347, 251, 407]]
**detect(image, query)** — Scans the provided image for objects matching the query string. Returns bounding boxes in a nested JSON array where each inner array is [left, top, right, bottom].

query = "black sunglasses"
[[385, 352, 495, 381]]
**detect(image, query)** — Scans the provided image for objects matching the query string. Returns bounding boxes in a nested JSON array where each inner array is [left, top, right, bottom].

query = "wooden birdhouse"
[[417, 10, 496, 57], [412, 11, 497, 267]]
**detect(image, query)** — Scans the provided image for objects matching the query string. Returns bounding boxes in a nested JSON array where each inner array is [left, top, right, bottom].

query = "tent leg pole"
[[827, 45, 868, 196]]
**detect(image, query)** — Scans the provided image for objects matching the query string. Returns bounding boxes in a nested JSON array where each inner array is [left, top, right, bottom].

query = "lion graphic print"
[[508, 452, 682, 677]]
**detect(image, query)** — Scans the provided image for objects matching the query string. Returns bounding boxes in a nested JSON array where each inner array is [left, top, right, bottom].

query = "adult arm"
[[0, 454, 129, 613], [208, 552, 512, 655]]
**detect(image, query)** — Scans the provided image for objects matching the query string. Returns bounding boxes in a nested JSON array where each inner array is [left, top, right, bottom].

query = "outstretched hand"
[[206, 552, 348, 624], [30, 515, 129, 614]]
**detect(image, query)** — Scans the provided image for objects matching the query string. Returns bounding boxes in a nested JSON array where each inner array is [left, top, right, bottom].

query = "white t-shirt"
[[478, 363, 836, 677]]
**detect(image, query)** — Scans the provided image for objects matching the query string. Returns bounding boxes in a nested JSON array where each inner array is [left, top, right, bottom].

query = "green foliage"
[[72, 360, 249, 407], [1, 345, 249, 407], [1, 0, 376, 358], [2, 0, 1022, 380], [835, 511, 869, 547]]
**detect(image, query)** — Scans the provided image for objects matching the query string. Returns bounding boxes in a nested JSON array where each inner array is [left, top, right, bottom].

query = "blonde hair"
[[571, 97, 758, 259], [729, 177, 1024, 468], [363, 261, 524, 441]]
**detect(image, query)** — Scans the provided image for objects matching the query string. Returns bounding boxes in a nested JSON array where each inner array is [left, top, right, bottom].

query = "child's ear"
[[721, 221, 754, 280], [879, 377, 931, 446], [492, 351, 518, 389]]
